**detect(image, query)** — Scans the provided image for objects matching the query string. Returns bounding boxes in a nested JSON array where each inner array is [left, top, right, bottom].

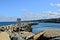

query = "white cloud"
[[50, 3, 60, 7], [43, 11, 60, 18], [22, 9, 45, 20], [22, 9, 60, 20], [50, 3, 55, 6], [1, 9, 60, 21], [0, 16, 17, 22]]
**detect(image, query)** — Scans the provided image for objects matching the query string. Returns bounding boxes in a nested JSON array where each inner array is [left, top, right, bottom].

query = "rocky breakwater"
[[0, 22, 37, 40], [1, 22, 60, 40]]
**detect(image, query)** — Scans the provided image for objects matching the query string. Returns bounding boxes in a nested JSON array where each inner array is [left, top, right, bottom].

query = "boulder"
[[33, 32, 45, 40], [33, 30, 60, 40], [0, 32, 10, 40], [44, 30, 60, 38], [19, 31, 35, 40]]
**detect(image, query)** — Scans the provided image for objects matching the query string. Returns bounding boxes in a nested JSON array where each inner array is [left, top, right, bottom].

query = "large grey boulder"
[[18, 31, 35, 40], [33, 30, 60, 40], [44, 30, 60, 38]]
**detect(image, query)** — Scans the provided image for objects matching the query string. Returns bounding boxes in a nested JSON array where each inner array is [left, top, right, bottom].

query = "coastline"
[[0, 22, 38, 40], [0, 22, 60, 40]]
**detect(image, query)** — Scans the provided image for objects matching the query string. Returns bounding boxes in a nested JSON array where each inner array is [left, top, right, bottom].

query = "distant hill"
[[22, 18, 60, 23], [38, 18, 60, 23]]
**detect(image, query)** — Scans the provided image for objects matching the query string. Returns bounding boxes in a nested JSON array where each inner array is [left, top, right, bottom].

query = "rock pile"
[[1, 22, 60, 40], [0, 22, 35, 40]]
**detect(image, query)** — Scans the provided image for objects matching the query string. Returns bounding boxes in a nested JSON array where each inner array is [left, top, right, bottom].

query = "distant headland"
[[23, 18, 60, 23]]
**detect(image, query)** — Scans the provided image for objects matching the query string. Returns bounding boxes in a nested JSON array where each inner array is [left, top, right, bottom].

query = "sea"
[[0, 22, 60, 34]]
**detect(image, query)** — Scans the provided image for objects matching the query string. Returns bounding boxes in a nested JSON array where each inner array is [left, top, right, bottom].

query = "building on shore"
[[17, 18, 21, 24]]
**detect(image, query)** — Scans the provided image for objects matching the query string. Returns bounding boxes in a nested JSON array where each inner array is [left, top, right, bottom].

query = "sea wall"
[[0, 22, 36, 40], [1, 22, 60, 40]]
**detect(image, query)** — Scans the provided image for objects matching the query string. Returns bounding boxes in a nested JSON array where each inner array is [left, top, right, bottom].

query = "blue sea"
[[32, 23, 60, 33], [0, 22, 16, 26], [0, 22, 60, 34]]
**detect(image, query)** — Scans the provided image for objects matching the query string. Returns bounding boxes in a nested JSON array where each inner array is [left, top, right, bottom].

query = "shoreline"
[[0, 22, 60, 40], [0, 22, 38, 40]]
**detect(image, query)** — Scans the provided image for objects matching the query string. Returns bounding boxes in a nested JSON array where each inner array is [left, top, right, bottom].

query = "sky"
[[0, 0, 60, 21]]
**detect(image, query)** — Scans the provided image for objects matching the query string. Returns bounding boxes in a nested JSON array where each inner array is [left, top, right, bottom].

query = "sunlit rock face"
[[0, 32, 10, 40], [33, 30, 60, 40], [44, 30, 60, 38], [0, 22, 35, 40]]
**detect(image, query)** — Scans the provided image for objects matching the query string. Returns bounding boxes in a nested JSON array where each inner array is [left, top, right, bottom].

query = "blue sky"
[[0, 0, 60, 21]]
